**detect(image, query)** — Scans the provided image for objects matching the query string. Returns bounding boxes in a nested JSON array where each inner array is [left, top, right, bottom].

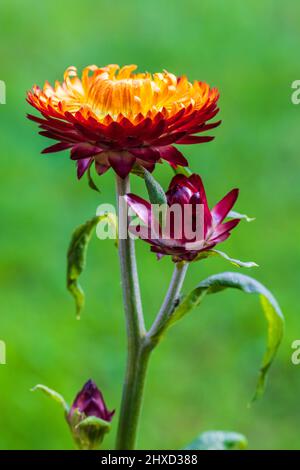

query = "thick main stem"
[[115, 177, 189, 449], [115, 175, 149, 450]]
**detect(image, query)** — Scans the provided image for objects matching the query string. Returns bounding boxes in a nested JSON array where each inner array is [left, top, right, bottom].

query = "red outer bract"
[[68, 379, 114, 422], [27, 65, 220, 179], [126, 174, 240, 262]]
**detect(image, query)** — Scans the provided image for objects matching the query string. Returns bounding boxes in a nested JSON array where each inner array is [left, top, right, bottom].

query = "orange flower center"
[[33, 64, 217, 123]]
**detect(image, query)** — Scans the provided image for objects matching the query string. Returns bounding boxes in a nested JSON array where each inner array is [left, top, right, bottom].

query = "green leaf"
[[131, 163, 145, 178], [159, 272, 284, 400], [228, 210, 255, 222], [67, 216, 100, 319], [67, 214, 118, 318], [172, 165, 192, 177], [87, 167, 100, 193], [144, 168, 167, 206], [131, 165, 167, 206], [74, 416, 111, 450], [76, 415, 111, 430], [194, 249, 258, 268], [95, 210, 118, 248], [31, 384, 69, 413], [185, 431, 248, 450]]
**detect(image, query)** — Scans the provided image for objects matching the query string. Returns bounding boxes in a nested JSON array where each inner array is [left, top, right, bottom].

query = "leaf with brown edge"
[[67, 214, 117, 319], [67, 217, 100, 319]]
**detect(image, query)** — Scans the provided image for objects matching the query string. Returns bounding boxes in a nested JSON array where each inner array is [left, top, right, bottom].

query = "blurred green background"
[[0, 0, 300, 450]]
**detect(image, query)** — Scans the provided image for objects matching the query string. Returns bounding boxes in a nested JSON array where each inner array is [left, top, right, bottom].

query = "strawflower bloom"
[[125, 174, 240, 262], [27, 64, 220, 178]]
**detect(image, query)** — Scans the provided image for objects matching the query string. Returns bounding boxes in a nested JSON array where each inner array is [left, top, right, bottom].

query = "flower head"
[[69, 379, 114, 422], [126, 174, 240, 262], [27, 64, 220, 179]]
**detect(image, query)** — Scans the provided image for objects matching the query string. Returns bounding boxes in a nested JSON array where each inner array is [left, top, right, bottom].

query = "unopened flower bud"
[[67, 379, 115, 450]]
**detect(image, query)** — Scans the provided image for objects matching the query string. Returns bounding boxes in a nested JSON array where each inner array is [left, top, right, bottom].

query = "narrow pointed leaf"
[[67, 217, 100, 319], [144, 168, 167, 205], [194, 249, 258, 268], [67, 213, 118, 319], [172, 165, 192, 177], [131, 163, 145, 178], [31, 384, 69, 413], [185, 431, 248, 450], [87, 166, 100, 193], [131, 165, 167, 205], [228, 210, 255, 222]]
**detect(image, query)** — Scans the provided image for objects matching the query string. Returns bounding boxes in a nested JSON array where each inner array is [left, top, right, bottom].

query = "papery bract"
[[126, 174, 240, 262], [67, 379, 114, 450], [68, 379, 114, 422], [27, 64, 220, 178]]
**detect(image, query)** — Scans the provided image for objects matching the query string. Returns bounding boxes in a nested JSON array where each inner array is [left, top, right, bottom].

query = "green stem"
[[115, 177, 189, 449], [115, 175, 149, 450], [148, 262, 189, 341], [116, 344, 151, 450]]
